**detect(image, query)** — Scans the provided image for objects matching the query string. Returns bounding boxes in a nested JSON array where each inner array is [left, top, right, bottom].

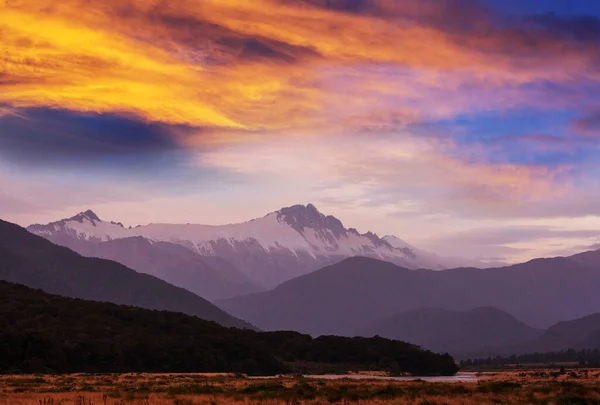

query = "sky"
[[1, 0, 600, 263]]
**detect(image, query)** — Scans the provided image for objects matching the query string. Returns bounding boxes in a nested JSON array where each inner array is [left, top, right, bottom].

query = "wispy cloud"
[[199, 134, 573, 218], [1, 0, 600, 262], [424, 226, 600, 247]]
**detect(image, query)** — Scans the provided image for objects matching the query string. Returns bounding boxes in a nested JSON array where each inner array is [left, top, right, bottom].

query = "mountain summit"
[[277, 204, 345, 235], [28, 204, 478, 287], [70, 210, 101, 224]]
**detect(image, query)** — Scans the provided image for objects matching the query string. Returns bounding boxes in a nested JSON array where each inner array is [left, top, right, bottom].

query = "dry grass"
[[1, 369, 600, 405]]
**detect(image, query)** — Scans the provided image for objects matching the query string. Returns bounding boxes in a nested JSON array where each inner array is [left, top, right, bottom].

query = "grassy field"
[[1, 369, 600, 405]]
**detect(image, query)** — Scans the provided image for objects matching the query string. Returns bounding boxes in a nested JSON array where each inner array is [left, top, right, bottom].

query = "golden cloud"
[[2, 0, 598, 136]]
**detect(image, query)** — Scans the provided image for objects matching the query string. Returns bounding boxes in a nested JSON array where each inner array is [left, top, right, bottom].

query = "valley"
[[2, 211, 600, 370]]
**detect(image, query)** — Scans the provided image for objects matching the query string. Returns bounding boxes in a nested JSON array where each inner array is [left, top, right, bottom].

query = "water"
[[303, 372, 479, 382], [250, 372, 480, 383]]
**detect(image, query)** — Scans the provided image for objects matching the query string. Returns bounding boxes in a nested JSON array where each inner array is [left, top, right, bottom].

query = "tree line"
[[461, 349, 600, 368]]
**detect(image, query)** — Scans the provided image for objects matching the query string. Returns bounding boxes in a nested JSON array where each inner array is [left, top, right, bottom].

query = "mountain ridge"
[[28, 204, 480, 288], [217, 255, 600, 335]]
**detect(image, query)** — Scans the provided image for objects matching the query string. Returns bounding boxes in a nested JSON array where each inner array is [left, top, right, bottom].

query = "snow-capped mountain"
[[28, 204, 478, 288]]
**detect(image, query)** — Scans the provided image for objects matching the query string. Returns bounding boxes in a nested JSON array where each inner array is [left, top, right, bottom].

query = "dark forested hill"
[[535, 313, 600, 351], [218, 256, 600, 335], [452, 312, 600, 360], [478, 313, 600, 359], [361, 307, 542, 354], [0, 281, 457, 376], [0, 219, 251, 329]]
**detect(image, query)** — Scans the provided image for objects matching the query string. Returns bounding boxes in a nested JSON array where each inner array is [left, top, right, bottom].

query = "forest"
[[0, 281, 458, 376]]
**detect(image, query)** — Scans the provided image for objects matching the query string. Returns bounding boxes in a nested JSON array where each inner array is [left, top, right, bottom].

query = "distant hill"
[[360, 306, 542, 354], [0, 281, 458, 376], [536, 313, 600, 351], [457, 312, 600, 360], [0, 219, 252, 329], [218, 256, 600, 336]]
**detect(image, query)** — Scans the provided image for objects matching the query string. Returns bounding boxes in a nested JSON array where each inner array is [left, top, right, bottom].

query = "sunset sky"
[[2, 0, 600, 263]]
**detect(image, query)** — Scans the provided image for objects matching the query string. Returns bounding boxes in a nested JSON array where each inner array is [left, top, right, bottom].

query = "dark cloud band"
[[0, 107, 195, 169]]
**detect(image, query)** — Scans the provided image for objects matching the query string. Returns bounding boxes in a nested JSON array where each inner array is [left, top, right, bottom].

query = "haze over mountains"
[[28, 204, 478, 290], [53, 231, 261, 301], [218, 255, 600, 334], [0, 219, 251, 329], [455, 312, 600, 360], [360, 306, 543, 355]]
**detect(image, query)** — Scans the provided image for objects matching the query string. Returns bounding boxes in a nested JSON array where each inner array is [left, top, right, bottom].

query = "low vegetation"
[[1, 370, 600, 405]]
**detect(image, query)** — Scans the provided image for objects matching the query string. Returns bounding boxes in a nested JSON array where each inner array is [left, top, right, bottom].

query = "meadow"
[[1, 369, 600, 405]]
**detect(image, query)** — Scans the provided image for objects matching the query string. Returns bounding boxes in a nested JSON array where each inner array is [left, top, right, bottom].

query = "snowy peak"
[[276, 204, 345, 237], [363, 231, 388, 248], [30, 209, 102, 230], [68, 209, 101, 225], [382, 235, 415, 250], [275, 204, 393, 251], [276, 203, 382, 243], [378, 235, 415, 260], [28, 209, 128, 241], [66, 209, 124, 228]]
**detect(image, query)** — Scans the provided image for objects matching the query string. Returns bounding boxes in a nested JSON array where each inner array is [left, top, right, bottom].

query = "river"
[[250, 372, 480, 382]]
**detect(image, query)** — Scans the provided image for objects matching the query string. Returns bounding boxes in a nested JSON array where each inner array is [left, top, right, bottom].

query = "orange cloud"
[[1, 5, 244, 127], [2, 0, 598, 138]]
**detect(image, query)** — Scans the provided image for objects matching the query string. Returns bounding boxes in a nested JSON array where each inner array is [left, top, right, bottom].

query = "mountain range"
[[0, 218, 251, 329], [27, 204, 479, 290], [13, 205, 600, 361], [218, 255, 600, 335]]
